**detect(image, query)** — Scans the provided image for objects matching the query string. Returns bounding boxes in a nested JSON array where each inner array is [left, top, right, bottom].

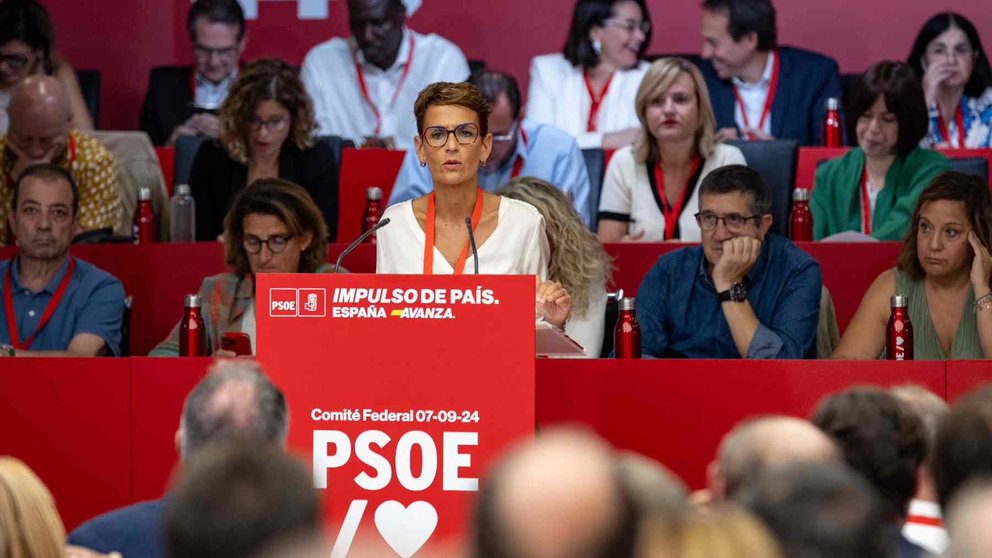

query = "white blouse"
[[564, 280, 607, 358], [376, 197, 550, 276], [525, 54, 648, 149], [598, 143, 747, 242]]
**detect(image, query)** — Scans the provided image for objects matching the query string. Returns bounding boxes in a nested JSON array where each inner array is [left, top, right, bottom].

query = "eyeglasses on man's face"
[[491, 120, 519, 143], [243, 234, 294, 254], [421, 123, 480, 147], [192, 44, 240, 60], [695, 211, 761, 232]]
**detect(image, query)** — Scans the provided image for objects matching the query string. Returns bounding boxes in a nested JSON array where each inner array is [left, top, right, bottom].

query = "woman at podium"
[[376, 82, 572, 328]]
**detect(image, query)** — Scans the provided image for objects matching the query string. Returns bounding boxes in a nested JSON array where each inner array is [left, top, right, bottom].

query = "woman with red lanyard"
[[908, 12, 992, 149], [812, 62, 950, 241], [525, 0, 651, 149], [598, 58, 745, 242], [375, 82, 571, 329]]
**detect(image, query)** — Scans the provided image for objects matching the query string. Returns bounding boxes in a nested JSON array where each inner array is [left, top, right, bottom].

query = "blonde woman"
[[189, 58, 338, 241], [640, 505, 783, 558], [503, 177, 612, 357], [598, 57, 746, 242]]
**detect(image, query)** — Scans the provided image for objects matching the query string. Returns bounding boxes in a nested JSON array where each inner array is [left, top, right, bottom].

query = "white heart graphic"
[[897, 336, 905, 344], [374, 500, 438, 558]]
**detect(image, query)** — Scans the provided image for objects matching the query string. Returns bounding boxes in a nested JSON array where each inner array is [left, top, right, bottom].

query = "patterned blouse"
[[922, 87, 992, 149], [0, 130, 122, 245]]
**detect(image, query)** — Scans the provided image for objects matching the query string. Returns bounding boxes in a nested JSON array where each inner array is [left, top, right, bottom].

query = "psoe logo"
[[299, 288, 327, 317], [270, 288, 299, 317]]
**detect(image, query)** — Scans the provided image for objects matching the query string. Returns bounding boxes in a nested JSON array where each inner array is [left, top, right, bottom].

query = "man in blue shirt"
[[637, 165, 821, 358], [0, 164, 124, 357], [389, 70, 594, 223]]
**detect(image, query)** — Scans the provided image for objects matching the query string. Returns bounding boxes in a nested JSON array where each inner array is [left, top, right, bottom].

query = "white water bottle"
[[170, 184, 196, 242]]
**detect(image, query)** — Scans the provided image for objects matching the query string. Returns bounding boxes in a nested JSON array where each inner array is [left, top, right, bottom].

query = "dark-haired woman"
[[190, 58, 338, 240], [833, 172, 992, 360], [813, 61, 950, 241], [525, 0, 651, 149], [908, 12, 992, 148]]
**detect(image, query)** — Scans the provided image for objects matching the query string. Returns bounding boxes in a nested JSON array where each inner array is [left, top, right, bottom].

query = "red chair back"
[[154, 146, 176, 196], [337, 148, 406, 241]]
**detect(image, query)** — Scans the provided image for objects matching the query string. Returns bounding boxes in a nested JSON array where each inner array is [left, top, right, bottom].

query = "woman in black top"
[[190, 58, 338, 240]]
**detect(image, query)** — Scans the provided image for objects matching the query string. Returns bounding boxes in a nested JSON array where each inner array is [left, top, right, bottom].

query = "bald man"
[[472, 429, 637, 558], [706, 415, 839, 502], [0, 75, 121, 245]]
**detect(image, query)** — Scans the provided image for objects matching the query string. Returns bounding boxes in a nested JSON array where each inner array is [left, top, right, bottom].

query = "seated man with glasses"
[[301, 0, 469, 149], [151, 178, 331, 357], [0, 75, 121, 246], [636, 165, 822, 358], [389, 71, 593, 224], [140, 0, 247, 146]]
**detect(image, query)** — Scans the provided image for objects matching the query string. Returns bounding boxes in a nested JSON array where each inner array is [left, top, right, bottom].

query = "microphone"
[[465, 217, 479, 274], [334, 217, 391, 273]]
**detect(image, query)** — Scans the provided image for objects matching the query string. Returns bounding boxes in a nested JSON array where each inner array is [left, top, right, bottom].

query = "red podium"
[[256, 274, 535, 557]]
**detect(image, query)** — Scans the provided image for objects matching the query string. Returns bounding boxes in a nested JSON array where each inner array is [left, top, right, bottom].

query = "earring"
[[481, 160, 487, 167], [419, 160, 426, 167], [592, 39, 602, 56]]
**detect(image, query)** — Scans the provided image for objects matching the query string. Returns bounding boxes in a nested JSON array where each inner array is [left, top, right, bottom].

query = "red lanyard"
[[423, 188, 484, 274], [4, 257, 76, 350], [937, 104, 966, 148], [583, 71, 614, 132], [733, 50, 780, 139], [861, 164, 873, 235], [510, 127, 528, 178], [355, 34, 416, 135], [655, 158, 701, 240]]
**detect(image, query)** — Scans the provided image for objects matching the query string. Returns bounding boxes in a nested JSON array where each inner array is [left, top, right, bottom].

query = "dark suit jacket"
[[190, 139, 339, 241], [140, 66, 195, 146], [68, 499, 167, 558], [701, 46, 844, 146]]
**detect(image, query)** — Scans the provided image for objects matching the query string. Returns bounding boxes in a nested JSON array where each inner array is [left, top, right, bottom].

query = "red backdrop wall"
[[49, 1, 992, 130]]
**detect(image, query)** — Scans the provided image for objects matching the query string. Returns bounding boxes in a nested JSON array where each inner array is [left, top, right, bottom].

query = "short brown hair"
[[218, 59, 316, 164], [223, 178, 329, 277], [414, 82, 491, 138], [896, 171, 992, 281], [849, 61, 929, 156], [633, 57, 718, 164]]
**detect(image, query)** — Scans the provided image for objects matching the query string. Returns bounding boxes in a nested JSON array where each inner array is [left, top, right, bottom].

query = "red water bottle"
[[614, 297, 641, 358], [133, 187, 156, 244], [823, 97, 842, 147], [886, 295, 913, 360], [790, 188, 813, 241], [363, 186, 383, 243], [179, 294, 206, 357]]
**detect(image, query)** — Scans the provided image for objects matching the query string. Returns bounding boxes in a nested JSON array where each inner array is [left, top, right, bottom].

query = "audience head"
[[186, 0, 246, 85], [562, 0, 651, 71], [908, 12, 992, 98], [414, 82, 493, 188], [737, 462, 892, 558], [634, 57, 718, 164], [472, 428, 637, 558], [6, 75, 71, 162], [178, 360, 289, 459], [0, 0, 55, 86], [891, 384, 949, 460], [896, 171, 992, 284], [849, 61, 929, 157], [218, 58, 315, 164], [0, 457, 66, 558], [811, 386, 926, 520], [639, 505, 783, 558], [700, 0, 777, 80], [502, 177, 612, 319], [9, 164, 78, 262], [164, 443, 319, 558], [708, 415, 839, 500], [347, 0, 407, 71], [933, 385, 992, 510], [696, 165, 773, 267], [223, 178, 328, 278], [945, 478, 992, 558], [616, 451, 687, 524], [469, 71, 522, 170]]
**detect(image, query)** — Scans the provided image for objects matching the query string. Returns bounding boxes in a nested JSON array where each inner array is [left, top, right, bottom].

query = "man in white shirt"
[[301, 0, 470, 149]]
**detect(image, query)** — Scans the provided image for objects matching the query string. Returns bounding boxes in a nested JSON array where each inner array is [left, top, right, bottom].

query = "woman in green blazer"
[[813, 62, 951, 240]]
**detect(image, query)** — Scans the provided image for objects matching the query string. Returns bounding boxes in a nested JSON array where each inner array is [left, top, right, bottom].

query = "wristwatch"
[[0, 344, 14, 356], [718, 282, 748, 303]]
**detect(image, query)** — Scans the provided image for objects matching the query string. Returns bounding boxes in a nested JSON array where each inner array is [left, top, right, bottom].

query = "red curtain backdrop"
[[49, 1, 992, 130]]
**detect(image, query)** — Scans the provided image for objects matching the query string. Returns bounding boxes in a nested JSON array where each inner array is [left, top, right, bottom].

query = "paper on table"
[[536, 320, 586, 357]]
